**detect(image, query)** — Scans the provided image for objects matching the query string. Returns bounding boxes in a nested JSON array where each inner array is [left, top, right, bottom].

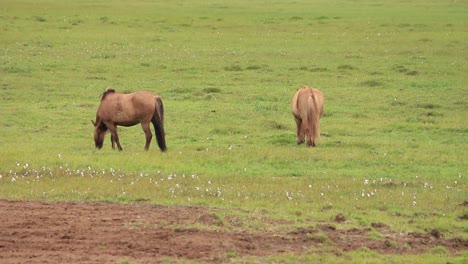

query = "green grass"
[[0, 0, 466, 262], [261, 251, 468, 264]]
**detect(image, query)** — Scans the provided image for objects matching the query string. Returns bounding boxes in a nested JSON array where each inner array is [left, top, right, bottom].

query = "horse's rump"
[[291, 86, 324, 147]]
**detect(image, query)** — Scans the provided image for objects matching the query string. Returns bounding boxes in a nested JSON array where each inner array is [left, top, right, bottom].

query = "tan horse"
[[92, 88, 167, 152], [291, 86, 324, 147]]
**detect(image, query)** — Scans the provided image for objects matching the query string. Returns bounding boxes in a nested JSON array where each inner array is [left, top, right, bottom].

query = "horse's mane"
[[100, 87, 116, 101]]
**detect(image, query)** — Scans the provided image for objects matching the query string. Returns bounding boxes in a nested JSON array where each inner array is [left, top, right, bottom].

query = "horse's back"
[[98, 90, 158, 125], [132, 90, 156, 100], [126, 91, 158, 122], [131, 91, 157, 106], [292, 87, 324, 117]]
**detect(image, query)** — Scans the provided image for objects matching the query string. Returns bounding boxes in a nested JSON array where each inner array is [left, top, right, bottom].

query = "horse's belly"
[[113, 112, 139, 126]]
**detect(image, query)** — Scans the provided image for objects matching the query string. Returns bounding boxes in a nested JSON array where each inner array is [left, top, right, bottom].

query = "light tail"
[[308, 93, 320, 143]]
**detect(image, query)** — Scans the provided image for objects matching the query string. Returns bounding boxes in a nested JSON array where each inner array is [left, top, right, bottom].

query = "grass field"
[[0, 0, 467, 263]]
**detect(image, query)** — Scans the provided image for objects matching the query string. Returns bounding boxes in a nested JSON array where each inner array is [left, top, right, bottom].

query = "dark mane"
[[100, 87, 116, 101]]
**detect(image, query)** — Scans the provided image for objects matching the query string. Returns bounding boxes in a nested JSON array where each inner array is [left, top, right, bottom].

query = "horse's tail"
[[308, 92, 320, 143], [152, 96, 167, 152]]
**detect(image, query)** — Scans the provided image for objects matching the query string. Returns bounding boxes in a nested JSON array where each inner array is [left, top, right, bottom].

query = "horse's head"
[[92, 120, 108, 149]]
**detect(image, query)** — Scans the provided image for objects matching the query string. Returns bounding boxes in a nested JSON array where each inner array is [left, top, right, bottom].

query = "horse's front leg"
[[141, 122, 153, 151], [108, 124, 123, 151]]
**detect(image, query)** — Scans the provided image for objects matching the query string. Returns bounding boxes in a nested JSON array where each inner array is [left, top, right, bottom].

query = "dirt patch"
[[0, 200, 466, 263]]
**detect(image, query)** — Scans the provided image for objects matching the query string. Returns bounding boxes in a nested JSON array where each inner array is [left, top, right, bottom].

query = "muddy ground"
[[0, 200, 466, 263]]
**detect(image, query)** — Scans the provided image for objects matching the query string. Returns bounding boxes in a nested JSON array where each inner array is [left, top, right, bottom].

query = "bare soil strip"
[[0, 200, 466, 263]]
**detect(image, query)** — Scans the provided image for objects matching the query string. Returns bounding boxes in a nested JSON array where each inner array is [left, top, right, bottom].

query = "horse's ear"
[[91, 120, 96, 126]]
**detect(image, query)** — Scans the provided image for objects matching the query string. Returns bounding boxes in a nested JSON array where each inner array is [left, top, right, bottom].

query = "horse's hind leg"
[[301, 119, 314, 147], [141, 122, 152, 151], [295, 117, 305, 144], [308, 138, 316, 147], [110, 134, 115, 149], [305, 125, 315, 147], [306, 130, 316, 147]]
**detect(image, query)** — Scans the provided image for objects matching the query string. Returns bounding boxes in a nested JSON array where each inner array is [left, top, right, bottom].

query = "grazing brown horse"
[[291, 86, 324, 147], [92, 88, 167, 152]]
